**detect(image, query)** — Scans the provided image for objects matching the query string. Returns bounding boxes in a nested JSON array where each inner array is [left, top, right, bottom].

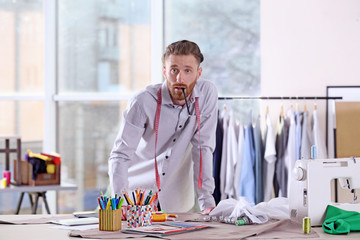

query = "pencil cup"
[[126, 205, 152, 228], [99, 209, 122, 231]]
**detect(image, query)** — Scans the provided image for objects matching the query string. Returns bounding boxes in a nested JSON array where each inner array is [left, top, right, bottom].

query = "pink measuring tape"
[[154, 88, 203, 196]]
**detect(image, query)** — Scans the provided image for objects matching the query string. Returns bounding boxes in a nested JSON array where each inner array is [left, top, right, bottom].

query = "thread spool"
[[303, 217, 311, 234], [1, 178, 7, 188]]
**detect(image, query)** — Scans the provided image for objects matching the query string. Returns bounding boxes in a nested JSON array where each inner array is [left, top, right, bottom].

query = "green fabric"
[[322, 205, 360, 234]]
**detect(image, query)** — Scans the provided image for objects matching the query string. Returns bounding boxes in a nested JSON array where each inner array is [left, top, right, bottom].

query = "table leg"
[[28, 192, 34, 209], [15, 192, 25, 214], [32, 193, 39, 214], [41, 192, 51, 214]]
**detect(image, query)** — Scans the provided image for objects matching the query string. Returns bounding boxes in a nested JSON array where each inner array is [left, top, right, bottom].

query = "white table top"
[[0, 181, 77, 193], [1, 214, 360, 240]]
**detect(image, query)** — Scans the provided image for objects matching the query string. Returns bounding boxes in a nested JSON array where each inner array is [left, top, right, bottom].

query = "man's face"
[[163, 54, 202, 104]]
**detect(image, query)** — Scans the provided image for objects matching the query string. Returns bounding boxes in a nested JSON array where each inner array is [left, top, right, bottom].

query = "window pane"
[[0, 100, 44, 214], [0, 0, 44, 94], [58, 101, 127, 212], [164, 0, 260, 117], [58, 0, 151, 94]]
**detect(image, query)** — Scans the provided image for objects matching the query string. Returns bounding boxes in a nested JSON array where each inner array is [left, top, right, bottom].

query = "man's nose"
[[176, 72, 183, 83]]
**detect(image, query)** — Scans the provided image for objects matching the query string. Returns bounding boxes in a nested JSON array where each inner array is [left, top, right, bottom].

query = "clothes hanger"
[[295, 96, 299, 111]]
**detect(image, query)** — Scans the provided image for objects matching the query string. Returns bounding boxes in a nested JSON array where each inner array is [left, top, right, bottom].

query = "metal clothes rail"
[[218, 96, 343, 100]]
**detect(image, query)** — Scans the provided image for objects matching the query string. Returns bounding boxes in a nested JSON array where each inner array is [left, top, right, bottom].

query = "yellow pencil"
[[106, 198, 111, 210], [125, 191, 134, 205], [136, 190, 141, 205]]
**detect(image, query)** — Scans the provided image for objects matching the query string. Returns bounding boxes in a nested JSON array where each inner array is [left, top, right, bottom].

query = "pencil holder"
[[126, 205, 152, 228], [99, 209, 122, 231]]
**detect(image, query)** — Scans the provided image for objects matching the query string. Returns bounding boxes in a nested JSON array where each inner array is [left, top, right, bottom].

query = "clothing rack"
[[218, 96, 342, 100]]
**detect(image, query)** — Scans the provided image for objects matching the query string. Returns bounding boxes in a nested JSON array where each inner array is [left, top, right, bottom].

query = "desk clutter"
[[98, 189, 181, 231], [13, 149, 61, 186]]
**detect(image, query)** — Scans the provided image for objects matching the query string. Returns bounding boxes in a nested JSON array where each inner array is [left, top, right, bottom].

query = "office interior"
[[0, 0, 359, 216]]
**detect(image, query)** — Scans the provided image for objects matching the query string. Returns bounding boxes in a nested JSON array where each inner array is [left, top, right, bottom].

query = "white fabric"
[[253, 197, 290, 220], [263, 114, 276, 202], [210, 197, 290, 224]]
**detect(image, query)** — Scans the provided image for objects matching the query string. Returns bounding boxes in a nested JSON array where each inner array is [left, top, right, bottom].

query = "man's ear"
[[162, 66, 166, 78], [197, 67, 203, 79]]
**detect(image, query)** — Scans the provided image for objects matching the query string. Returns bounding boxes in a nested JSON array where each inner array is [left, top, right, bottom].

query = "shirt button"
[[173, 139, 176, 142], [165, 156, 169, 159], [179, 125, 182, 128], [162, 173, 165, 176]]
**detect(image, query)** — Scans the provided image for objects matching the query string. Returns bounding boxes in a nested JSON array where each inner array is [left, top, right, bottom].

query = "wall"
[[260, 0, 360, 154]]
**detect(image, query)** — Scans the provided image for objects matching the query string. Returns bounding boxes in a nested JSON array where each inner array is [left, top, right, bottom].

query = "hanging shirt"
[[224, 110, 238, 199], [108, 80, 218, 212], [284, 108, 296, 197], [219, 107, 229, 200], [239, 111, 256, 205], [295, 110, 303, 160], [263, 114, 277, 202], [274, 114, 288, 198], [233, 124, 244, 199], [253, 115, 264, 204], [212, 116, 223, 204], [300, 111, 313, 159], [313, 109, 328, 159]]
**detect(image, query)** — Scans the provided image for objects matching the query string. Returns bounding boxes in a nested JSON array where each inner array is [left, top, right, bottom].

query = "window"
[[0, 0, 44, 214], [57, 0, 151, 212], [0, 0, 260, 213], [164, 0, 260, 118]]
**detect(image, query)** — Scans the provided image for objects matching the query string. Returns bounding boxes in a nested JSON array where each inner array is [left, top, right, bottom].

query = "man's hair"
[[162, 40, 204, 66]]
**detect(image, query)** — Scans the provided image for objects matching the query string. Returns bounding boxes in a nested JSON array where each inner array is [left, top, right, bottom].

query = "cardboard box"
[[13, 159, 60, 186]]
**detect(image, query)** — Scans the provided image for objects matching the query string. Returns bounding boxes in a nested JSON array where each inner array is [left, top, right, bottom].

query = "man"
[[108, 40, 217, 217]]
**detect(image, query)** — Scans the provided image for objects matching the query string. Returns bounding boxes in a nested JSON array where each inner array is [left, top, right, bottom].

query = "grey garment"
[[274, 116, 288, 197], [300, 111, 313, 159], [295, 110, 303, 160], [108, 80, 218, 212], [219, 108, 229, 200], [253, 115, 264, 204]]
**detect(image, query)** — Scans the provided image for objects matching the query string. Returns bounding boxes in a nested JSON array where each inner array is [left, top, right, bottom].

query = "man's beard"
[[169, 83, 195, 101]]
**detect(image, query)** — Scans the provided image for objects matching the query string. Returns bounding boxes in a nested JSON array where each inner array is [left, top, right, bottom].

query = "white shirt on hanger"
[[312, 109, 328, 159], [263, 114, 277, 202], [224, 110, 238, 199]]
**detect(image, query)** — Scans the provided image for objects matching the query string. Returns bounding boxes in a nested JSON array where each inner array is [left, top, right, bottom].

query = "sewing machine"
[[289, 158, 360, 226]]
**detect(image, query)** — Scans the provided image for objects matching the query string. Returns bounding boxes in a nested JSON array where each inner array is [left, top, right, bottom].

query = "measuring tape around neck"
[[154, 88, 203, 195]]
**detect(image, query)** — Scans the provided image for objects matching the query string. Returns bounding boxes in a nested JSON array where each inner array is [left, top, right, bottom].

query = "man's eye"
[[185, 69, 191, 73], [171, 69, 177, 73]]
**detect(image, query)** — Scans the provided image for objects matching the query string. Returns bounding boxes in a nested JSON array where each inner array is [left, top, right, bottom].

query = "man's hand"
[[202, 206, 215, 215]]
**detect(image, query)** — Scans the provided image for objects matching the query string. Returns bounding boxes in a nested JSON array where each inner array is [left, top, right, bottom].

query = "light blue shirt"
[[239, 111, 255, 205]]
